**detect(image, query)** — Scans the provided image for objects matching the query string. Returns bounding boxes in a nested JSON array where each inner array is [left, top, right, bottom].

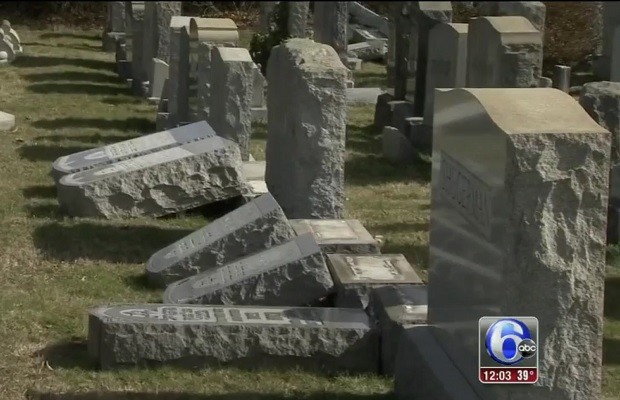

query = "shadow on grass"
[[123, 273, 162, 293], [39, 32, 100, 40], [27, 390, 394, 400], [27, 82, 125, 96], [35, 133, 139, 144], [56, 43, 103, 52], [33, 222, 194, 263], [381, 242, 429, 272], [19, 144, 92, 162], [102, 96, 145, 106], [604, 337, 620, 365], [22, 71, 121, 84], [35, 340, 95, 371], [12, 54, 111, 70], [25, 203, 63, 219], [367, 221, 429, 233], [23, 185, 57, 199], [352, 62, 388, 89], [605, 275, 620, 321], [33, 117, 154, 132]]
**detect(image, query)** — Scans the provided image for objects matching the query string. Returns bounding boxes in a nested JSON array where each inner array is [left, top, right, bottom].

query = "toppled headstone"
[[265, 39, 348, 219], [405, 88, 610, 399], [467, 16, 542, 88], [348, 2, 389, 36], [146, 193, 295, 287], [326, 254, 423, 308], [368, 284, 427, 376], [57, 136, 248, 219], [209, 47, 254, 162], [163, 233, 334, 306], [347, 40, 387, 61], [290, 219, 381, 254], [0, 110, 15, 131], [88, 303, 378, 372], [52, 120, 216, 182]]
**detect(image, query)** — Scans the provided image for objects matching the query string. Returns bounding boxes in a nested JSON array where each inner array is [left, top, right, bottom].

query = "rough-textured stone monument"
[[595, 2, 620, 80], [467, 16, 543, 88], [260, 2, 278, 32], [476, 1, 546, 33], [287, 2, 309, 38], [209, 47, 254, 162], [103, 2, 126, 52], [396, 88, 610, 400], [265, 39, 348, 219], [57, 136, 248, 219], [146, 193, 295, 287], [289, 219, 381, 254], [326, 254, 423, 308], [52, 121, 216, 182], [313, 2, 348, 61], [163, 233, 334, 306], [128, 1, 148, 96], [88, 304, 378, 372], [167, 16, 192, 128]]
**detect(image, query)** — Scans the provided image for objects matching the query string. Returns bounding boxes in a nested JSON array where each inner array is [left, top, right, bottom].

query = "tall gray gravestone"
[[395, 88, 610, 400], [129, 2, 147, 96], [260, 2, 278, 33], [146, 2, 182, 99], [57, 136, 248, 219], [103, 1, 126, 52], [466, 16, 542, 88], [167, 16, 192, 128], [313, 2, 348, 61], [265, 39, 348, 219], [597, 2, 620, 80], [476, 1, 546, 33], [52, 120, 216, 182], [146, 193, 295, 286], [162, 233, 334, 306], [88, 304, 378, 372], [287, 2, 309, 38], [208, 47, 254, 162]]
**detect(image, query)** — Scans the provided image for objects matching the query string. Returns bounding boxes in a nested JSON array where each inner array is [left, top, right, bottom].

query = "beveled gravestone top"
[[162, 232, 334, 306], [88, 303, 377, 372], [289, 219, 380, 254], [326, 254, 422, 308], [52, 120, 216, 182], [146, 192, 295, 286]]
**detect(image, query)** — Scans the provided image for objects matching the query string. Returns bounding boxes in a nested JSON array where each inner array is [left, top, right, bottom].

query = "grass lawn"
[[0, 28, 617, 399]]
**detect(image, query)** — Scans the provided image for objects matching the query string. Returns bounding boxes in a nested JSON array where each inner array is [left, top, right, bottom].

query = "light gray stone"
[[313, 2, 348, 59], [346, 87, 383, 106], [596, 2, 620, 80], [251, 66, 266, 107], [382, 126, 415, 165], [52, 120, 216, 182], [287, 2, 309, 38], [553, 65, 571, 92], [367, 284, 427, 376], [154, 2, 181, 61], [477, 1, 546, 33], [326, 254, 423, 309], [467, 16, 543, 88], [57, 136, 249, 219], [348, 2, 389, 36], [148, 58, 169, 102], [347, 39, 387, 61], [208, 47, 254, 162], [260, 2, 278, 32], [0, 110, 15, 131], [424, 88, 610, 400], [88, 303, 378, 372], [265, 39, 348, 219], [289, 219, 381, 255], [129, 3, 148, 96], [146, 193, 295, 287], [163, 233, 334, 306]]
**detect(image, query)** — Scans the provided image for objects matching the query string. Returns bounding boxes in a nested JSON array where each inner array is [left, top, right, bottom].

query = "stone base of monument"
[[346, 87, 383, 106], [251, 106, 267, 122], [0, 110, 15, 131], [148, 59, 169, 104], [289, 219, 381, 255], [347, 40, 387, 62], [382, 127, 415, 165], [103, 32, 124, 52], [368, 285, 427, 376], [88, 304, 379, 373], [326, 254, 423, 309]]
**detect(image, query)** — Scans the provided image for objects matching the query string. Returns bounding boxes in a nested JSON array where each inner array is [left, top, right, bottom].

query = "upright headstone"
[[260, 2, 278, 32], [265, 39, 348, 219], [313, 2, 348, 61], [167, 16, 192, 128], [52, 121, 216, 182], [393, 2, 411, 100], [396, 88, 610, 400], [146, 2, 182, 100], [57, 136, 248, 219], [287, 2, 309, 38], [103, 2, 126, 52], [553, 65, 571, 92], [88, 304, 378, 372], [146, 193, 295, 286], [476, 1, 546, 33], [466, 16, 542, 88], [410, 2, 453, 117], [594, 2, 620, 79], [163, 233, 334, 306], [208, 47, 254, 162], [128, 2, 147, 95]]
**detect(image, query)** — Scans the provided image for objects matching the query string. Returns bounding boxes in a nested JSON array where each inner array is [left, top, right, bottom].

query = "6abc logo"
[[479, 316, 539, 383]]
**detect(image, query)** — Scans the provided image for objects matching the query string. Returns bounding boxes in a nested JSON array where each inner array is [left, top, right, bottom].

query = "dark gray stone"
[[367, 284, 427, 376], [146, 193, 295, 287], [289, 219, 381, 254], [88, 303, 378, 372], [163, 233, 334, 306], [57, 136, 248, 219], [52, 121, 216, 183], [326, 254, 423, 309]]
